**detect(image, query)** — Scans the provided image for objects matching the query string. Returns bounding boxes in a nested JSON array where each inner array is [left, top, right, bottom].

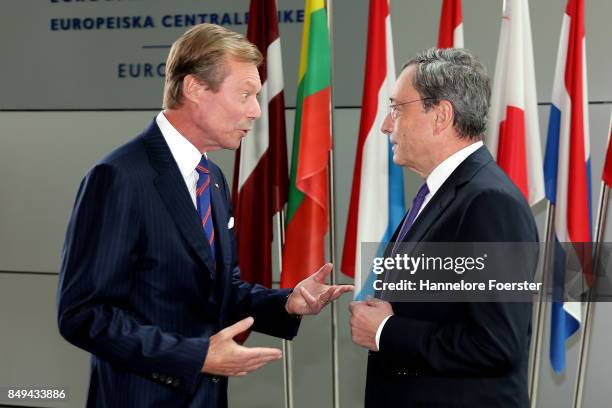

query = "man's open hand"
[[202, 317, 282, 377], [286, 263, 354, 316]]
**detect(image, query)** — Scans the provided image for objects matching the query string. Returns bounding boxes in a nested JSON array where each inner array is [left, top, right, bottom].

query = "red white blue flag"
[[341, 0, 405, 299], [543, 0, 592, 374]]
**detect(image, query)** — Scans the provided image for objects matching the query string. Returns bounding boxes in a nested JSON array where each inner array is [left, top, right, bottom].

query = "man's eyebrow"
[[245, 79, 261, 91]]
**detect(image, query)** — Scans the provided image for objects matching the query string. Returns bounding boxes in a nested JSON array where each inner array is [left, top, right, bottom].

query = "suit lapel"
[[404, 185, 457, 243], [141, 120, 217, 274], [402, 146, 493, 244]]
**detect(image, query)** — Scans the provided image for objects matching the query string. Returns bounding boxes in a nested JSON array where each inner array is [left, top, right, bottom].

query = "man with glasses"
[[349, 48, 537, 407]]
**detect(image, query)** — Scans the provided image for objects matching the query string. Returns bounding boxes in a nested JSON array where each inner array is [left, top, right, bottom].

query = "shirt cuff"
[[375, 315, 393, 351]]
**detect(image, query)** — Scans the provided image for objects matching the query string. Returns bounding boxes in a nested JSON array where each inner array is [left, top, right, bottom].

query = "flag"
[[543, 0, 591, 374], [341, 0, 405, 300], [487, 0, 544, 206], [231, 0, 288, 288], [280, 0, 331, 288], [437, 0, 463, 48], [602, 111, 612, 186]]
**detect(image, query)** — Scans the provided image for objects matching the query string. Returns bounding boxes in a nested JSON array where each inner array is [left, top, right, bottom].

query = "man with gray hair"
[[349, 48, 537, 407], [57, 23, 352, 408]]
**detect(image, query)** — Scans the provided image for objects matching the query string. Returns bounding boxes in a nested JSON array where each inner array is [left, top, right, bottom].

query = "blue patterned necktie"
[[196, 156, 216, 262], [393, 182, 430, 252]]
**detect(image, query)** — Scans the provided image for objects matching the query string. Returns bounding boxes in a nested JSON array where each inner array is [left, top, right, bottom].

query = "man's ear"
[[433, 100, 454, 134], [182, 74, 207, 104]]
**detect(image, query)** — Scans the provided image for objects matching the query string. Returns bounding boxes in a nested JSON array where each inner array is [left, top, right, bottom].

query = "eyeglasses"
[[388, 97, 436, 120]]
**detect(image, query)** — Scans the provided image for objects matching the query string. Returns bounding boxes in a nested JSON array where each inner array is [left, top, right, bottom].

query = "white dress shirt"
[[156, 111, 204, 209], [374, 141, 484, 350]]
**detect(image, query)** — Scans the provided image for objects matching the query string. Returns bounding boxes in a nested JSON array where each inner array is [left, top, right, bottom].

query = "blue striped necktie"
[[196, 156, 216, 262]]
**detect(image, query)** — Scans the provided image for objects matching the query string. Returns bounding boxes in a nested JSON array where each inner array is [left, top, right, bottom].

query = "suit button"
[[152, 372, 159, 380], [165, 377, 173, 385], [172, 379, 181, 387], [212, 376, 220, 383]]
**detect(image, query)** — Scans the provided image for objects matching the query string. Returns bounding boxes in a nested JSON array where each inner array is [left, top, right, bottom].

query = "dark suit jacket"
[[365, 146, 538, 407], [57, 120, 300, 408]]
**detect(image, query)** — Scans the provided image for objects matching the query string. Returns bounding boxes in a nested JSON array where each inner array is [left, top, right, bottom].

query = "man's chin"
[[392, 154, 402, 166], [228, 138, 243, 150]]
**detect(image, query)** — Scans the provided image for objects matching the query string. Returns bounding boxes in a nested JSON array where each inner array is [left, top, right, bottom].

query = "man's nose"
[[381, 112, 393, 135], [248, 98, 262, 119]]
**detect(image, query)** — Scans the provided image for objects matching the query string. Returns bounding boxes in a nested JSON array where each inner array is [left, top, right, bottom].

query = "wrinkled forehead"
[[224, 57, 262, 90], [391, 65, 417, 101]]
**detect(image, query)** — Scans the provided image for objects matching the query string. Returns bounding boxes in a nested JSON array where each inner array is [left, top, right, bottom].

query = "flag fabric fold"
[[487, 0, 544, 206], [341, 0, 405, 300], [543, 0, 591, 374], [602, 111, 612, 187], [281, 0, 331, 288], [438, 0, 464, 48], [231, 0, 288, 288]]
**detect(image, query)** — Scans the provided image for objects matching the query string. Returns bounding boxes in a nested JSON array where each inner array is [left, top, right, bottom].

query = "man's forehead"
[[393, 67, 416, 98], [227, 58, 260, 78], [222, 61, 261, 91]]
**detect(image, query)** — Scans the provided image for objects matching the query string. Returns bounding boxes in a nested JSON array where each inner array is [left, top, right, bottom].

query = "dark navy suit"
[[57, 121, 300, 407], [365, 146, 538, 407]]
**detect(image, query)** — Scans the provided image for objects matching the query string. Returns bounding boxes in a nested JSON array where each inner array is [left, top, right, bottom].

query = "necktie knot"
[[196, 155, 209, 175]]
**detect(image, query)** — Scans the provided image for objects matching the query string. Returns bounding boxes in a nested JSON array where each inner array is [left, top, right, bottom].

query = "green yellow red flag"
[[281, 0, 331, 288]]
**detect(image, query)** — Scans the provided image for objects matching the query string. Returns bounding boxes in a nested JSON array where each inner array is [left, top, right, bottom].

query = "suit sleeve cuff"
[[375, 315, 393, 351]]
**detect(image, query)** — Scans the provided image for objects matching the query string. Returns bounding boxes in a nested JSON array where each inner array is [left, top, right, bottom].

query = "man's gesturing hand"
[[286, 263, 354, 316], [201, 317, 282, 377]]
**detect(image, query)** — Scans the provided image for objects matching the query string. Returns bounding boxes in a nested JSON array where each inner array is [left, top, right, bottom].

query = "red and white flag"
[[232, 0, 288, 287], [438, 0, 463, 48], [487, 0, 544, 205]]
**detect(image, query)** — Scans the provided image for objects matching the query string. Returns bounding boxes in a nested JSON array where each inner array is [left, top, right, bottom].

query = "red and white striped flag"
[[438, 0, 463, 48], [487, 0, 544, 205], [232, 0, 288, 287]]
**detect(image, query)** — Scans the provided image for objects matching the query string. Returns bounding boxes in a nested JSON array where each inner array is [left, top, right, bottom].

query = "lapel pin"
[[214, 183, 220, 189]]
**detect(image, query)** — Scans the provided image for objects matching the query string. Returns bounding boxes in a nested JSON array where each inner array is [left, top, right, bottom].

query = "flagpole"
[[572, 183, 609, 408], [276, 208, 294, 408], [325, 0, 340, 407], [529, 201, 556, 407]]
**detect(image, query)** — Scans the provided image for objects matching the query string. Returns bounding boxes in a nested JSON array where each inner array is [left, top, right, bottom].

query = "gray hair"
[[402, 48, 491, 140]]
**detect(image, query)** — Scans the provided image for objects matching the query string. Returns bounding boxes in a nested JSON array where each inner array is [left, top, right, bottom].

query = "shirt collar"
[[425, 141, 484, 196], [156, 111, 203, 177]]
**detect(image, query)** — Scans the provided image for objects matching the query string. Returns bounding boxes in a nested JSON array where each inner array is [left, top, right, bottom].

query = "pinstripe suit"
[[57, 120, 300, 407]]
